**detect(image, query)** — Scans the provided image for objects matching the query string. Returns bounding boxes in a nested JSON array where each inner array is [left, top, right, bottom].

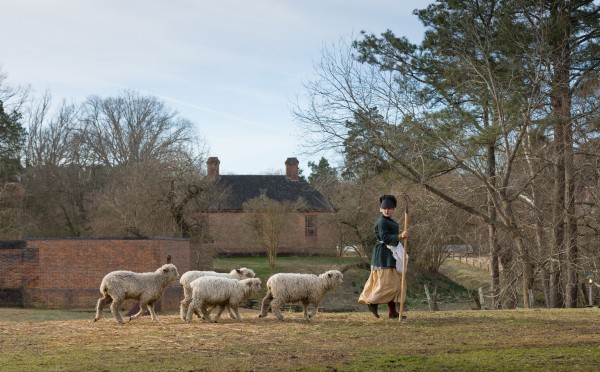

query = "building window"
[[305, 215, 317, 236]]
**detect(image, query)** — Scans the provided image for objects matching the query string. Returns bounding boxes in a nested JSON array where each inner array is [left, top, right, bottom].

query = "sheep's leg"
[[94, 294, 112, 321], [270, 298, 286, 321], [309, 301, 320, 319], [214, 305, 226, 322], [302, 300, 310, 320], [183, 286, 203, 319], [180, 296, 192, 321], [110, 300, 125, 324], [231, 306, 242, 321], [200, 301, 213, 322], [259, 292, 273, 318], [227, 306, 237, 319], [203, 305, 214, 319], [129, 302, 148, 321], [185, 301, 196, 323], [146, 302, 159, 322]]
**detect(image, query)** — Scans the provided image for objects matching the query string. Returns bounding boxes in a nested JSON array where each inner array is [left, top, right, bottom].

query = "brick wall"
[[0, 241, 39, 306], [0, 238, 190, 310]]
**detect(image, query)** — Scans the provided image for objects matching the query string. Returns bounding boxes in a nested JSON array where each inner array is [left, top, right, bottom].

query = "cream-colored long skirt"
[[358, 267, 403, 305]]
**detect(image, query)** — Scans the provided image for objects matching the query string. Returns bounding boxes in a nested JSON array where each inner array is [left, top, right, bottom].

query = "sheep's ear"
[[328, 273, 332, 278], [236, 269, 242, 274]]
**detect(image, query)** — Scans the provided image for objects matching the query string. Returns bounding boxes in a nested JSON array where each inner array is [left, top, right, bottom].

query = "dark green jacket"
[[371, 214, 399, 268]]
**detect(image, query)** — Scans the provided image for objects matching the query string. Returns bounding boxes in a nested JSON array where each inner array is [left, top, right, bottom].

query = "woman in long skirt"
[[358, 194, 408, 319]]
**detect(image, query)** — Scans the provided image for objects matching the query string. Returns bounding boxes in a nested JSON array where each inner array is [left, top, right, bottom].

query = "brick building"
[[201, 157, 337, 256], [0, 157, 337, 309], [0, 238, 189, 310]]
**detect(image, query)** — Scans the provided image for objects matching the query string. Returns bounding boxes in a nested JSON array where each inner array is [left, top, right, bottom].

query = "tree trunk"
[[564, 99, 578, 308], [549, 0, 577, 308], [515, 236, 535, 309], [485, 103, 501, 310], [550, 116, 565, 308], [531, 179, 550, 307], [489, 219, 501, 309], [190, 225, 213, 270]]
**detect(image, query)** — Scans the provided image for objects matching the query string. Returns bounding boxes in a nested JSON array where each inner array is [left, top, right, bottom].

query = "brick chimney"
[[206, 157, 220, 180], [285, 157, 299, 181]]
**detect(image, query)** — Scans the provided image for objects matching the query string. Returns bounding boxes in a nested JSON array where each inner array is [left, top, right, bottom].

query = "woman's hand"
[[399, 231, 408, 239]]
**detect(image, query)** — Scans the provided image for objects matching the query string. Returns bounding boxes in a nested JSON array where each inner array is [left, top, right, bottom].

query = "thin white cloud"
[[152, 92, 287, 132], [1, 0, 430, 173]]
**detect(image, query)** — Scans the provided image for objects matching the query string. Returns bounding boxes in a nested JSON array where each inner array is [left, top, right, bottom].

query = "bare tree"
[[243, 191, 307, 268], [79, 91, 209, 237], [86, 139, 210, 238], [409, 174, 484, 273], [21, 92, 92, 236], [21, 90, 211, 238], [79, 90, 196, 167]]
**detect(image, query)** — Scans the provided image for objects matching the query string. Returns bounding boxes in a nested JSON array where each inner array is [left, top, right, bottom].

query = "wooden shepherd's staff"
[[399, 195, 409, 321]]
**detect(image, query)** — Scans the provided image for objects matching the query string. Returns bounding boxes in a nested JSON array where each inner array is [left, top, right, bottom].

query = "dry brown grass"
[[1, 307, 599, 371], [1, 257, 596, 370]]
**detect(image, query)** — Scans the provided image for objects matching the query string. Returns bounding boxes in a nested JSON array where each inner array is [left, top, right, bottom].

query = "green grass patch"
[[438, 258, 490, 291], [214, 256, 484, 311]]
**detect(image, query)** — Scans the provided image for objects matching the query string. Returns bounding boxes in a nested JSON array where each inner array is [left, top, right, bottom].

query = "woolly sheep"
[[259, 270, 344, 321], [186, 277, 262, 323], [179, 267, 256, 321], [94, 263, 180, 324]]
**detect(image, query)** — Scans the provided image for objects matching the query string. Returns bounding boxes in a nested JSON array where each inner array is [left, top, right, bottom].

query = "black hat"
[[380, 194, 397, 209]]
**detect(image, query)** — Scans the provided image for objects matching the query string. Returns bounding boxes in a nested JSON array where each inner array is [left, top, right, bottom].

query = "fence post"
[[528, 289, 535, 308], [479, 287, 485, 308]]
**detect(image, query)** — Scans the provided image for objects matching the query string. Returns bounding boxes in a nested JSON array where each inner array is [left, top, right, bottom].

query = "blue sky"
[[2, 0, 430, 175]]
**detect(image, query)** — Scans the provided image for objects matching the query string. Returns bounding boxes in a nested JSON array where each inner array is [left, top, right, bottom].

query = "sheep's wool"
[[260, 270, 343, 321]]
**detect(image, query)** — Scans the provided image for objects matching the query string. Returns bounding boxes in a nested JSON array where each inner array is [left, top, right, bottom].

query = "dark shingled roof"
[[209, 175, 336, 212]]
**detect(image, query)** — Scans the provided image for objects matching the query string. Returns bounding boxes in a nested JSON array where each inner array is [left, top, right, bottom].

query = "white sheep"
[[94, 263, 180, 324], [179, 267, 256, 321], [186, 277, 262, 323], [259, 270, 344, 321]]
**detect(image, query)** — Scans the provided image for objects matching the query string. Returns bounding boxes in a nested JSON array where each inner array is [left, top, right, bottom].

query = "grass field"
[[1, 308, 598, 371], [1, 257, 598, 371]]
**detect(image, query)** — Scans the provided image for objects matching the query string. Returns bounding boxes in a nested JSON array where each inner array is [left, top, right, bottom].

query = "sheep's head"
[[242, 277, 262, 294], [159, 263, 180, 281], [321, 270, 343, 288], [233, 267, 256, 279]]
